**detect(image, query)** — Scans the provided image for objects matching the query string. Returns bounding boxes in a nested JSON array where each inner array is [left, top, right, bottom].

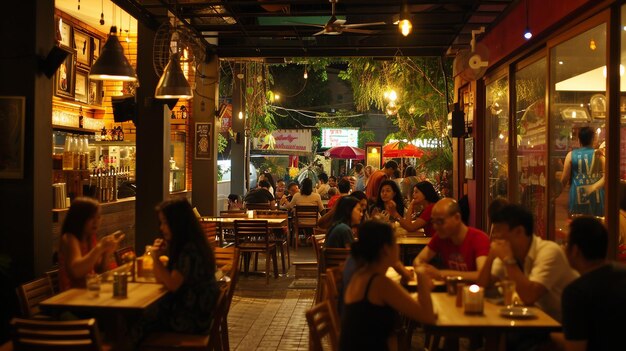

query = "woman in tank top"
[[340, 220, 437, 351]]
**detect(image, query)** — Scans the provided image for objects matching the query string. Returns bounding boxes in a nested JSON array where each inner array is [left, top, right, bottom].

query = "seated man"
[[243, 180, 275, 208], [327, 178, 351, 208], [477, 204, 578, 322], [557, 216, 626, 351], [414, 198, 490, 281], [279, 182, 299, 207]]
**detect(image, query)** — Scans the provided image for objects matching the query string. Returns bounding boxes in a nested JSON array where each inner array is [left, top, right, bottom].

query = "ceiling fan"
[[295, 0, 386, 36]]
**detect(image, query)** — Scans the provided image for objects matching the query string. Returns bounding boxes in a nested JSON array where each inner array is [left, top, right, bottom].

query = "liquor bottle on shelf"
[[63, 134, 73, 170], [180, 105, 187, 119], [78, 106, 84, 129], [72, 135, 80, 170], [118, 126, 124, 141]]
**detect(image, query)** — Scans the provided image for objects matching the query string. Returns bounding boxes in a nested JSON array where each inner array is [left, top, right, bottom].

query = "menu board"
[[321, 128, 358, 148]]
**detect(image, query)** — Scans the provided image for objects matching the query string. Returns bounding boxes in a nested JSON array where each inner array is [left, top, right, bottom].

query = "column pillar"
[[191, 57, 219, 215], [230, 63, 247, 196], [135, 21, 170, 251]]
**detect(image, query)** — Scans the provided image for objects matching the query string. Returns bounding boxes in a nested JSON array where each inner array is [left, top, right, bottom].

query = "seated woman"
[[371, 180, 405, 221], [325, 196, 362, 248], [285, 178, 324, 212], [58, 197, 124, 291], [340, 220, 437, 351], [317, 190, 369, 230], [388, 181, 440, 236], [146, 198, 220, 334]]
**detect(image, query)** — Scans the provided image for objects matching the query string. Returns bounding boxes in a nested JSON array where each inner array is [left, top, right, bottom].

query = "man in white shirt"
[[478, 204, 578, 322]]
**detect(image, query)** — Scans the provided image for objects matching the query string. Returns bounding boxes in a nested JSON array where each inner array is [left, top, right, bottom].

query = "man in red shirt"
[[327, 178, 352, 208], [365, 160, 398, 202], [414, 197, 490, 281]]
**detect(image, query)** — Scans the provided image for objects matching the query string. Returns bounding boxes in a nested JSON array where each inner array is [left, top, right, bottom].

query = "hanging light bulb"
[[238, 111, 243, 120], [304, 69, 308, 79], [523, 28, 533, 40], [155, 53, 192, 99], [90, 26, 137, 81], [523, 0, 532, 40], [274, 93, 280, 102], [388, 90, 398, 102], [398, 2, 412, 37], [589, 39, 597, 51]]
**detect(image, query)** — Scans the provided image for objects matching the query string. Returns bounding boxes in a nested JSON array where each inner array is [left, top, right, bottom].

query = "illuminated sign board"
[[321, 128, 358, 148]]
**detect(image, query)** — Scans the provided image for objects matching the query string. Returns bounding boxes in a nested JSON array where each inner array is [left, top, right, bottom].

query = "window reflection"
[[550, 23, 606, 244], [486, 76, 509, 207], [516, 58, 547, 238]]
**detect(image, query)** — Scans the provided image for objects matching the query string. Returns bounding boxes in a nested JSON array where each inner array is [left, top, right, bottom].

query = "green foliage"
[[358, 130, 375, 149], [217, 165, 229, 181], [217, 133, 228, 154]]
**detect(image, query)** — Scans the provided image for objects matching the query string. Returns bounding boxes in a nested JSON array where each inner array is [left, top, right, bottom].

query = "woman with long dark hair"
[[285, 177, 324, 212], [340, 220, 436, 350], [389, 181, 440, 236], [371, 179, 405, 220], [58, 197, 124, 291], [325, 196, 362, 248], [148, 198, 219, 334]]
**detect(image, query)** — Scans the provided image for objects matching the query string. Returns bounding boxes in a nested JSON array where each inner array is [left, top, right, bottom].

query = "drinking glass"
[[86, 273, 101, 298], [501, 279, 516, 307]]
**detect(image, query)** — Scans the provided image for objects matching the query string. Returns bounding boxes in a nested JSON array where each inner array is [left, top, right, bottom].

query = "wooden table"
[[423, 292, 561, 351], [396, 234, 430, 265], [201, 216, 288, 229], [40, 282, 166, 312], [40, 282, 167, 348]]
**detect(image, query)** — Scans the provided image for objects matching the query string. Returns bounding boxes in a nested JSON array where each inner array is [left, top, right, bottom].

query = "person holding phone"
[[58, 197, 124, 291]]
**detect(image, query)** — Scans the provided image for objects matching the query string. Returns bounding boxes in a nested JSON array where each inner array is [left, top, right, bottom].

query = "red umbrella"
[[383, 141, 424, 158], [324, 146, 365, 159]]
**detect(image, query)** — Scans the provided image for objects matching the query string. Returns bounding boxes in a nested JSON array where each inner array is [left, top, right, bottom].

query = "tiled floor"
[[227, 246, 316, 351]]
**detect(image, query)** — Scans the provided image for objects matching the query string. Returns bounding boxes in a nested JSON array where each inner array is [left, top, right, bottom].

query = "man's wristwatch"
[[502, 257, 517, 266]]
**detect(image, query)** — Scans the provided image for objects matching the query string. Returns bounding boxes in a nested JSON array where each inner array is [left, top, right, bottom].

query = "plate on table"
[[499, 307, 537, 319]]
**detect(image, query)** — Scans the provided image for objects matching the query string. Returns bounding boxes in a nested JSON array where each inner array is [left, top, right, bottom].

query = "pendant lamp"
[[89, 26, 137, 81], [155, 53, 193, 99]]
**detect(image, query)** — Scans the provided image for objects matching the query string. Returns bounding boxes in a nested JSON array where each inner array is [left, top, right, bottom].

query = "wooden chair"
[[233, 220, 278, 284], [44, 267, 60, 294], [293, 205, 320, 250], [305, 300, 340, 351], [114, 246, 136, 267], [213, 247, 240, 351], [16, 277, 54, 318], [315, 248, 350, 304], [9, 317, 106, 351], [201, 221, 220, 248], [324, 266, 343, 330], [255, 210, 290, 274], [140, 284, 229, 351]]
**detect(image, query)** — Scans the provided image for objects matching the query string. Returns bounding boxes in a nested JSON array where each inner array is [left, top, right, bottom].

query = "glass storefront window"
[[619, 5, 626, 260], [515, 58, 547, 238], [550, 23, 606, 243], [486, 76, 510, 208]]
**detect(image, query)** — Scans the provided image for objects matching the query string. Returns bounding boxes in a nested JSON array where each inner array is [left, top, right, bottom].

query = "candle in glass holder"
[[247, 210, 254, 219], [463, 284, 484, 314]]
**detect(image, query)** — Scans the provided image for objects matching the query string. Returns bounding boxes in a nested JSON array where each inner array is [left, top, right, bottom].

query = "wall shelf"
[[52, 125, 100, 134]]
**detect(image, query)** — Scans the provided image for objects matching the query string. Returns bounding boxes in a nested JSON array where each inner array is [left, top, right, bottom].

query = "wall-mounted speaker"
[[40, 45, 70, 78], [451, 103, 466, 137], [112, 95, 136, 123]]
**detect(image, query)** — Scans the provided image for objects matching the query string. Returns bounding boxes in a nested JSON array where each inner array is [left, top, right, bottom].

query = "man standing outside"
[[414, 198, 490, 281], [557, 216, 626, 351], [477, 204, 578, 322], [353, 163, 365, 192], [365, 160, 398, 202]]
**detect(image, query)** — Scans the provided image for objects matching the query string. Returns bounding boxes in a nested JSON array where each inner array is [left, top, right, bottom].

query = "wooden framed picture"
[[195, 122, 212, 160], [92, 36, 101, 65], [73, 29, 92, 68], [57, 17, 72, 48], [88, 79, 102, 106], [0, 96, 26, 179], [54, 46, 75, 99], [75, 69, 89, 103]]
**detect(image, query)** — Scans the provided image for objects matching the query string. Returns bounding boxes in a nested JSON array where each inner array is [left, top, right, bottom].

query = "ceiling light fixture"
[[398, 2, 412, 37], [89, 26, 137, 81], [155, 53, 193, 99], [523, 0, 532, 40]]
